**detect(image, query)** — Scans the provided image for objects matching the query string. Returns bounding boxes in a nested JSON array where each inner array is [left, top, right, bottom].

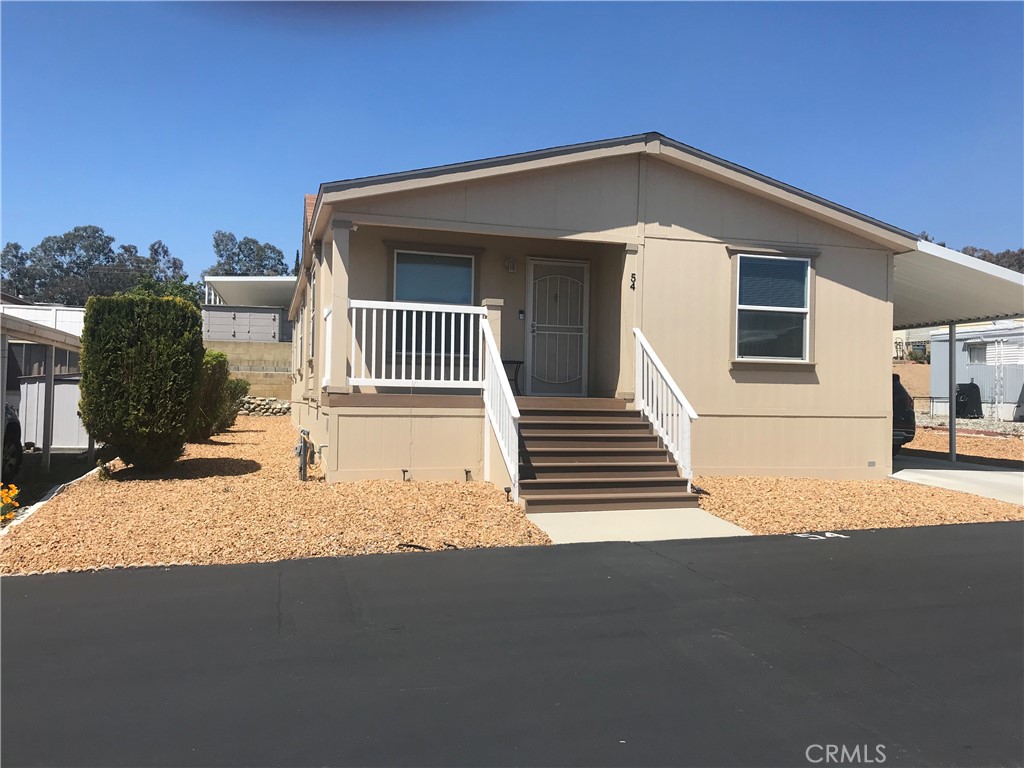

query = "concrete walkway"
[[892, 454, 1024, 505], [527, 507, 750, 544]]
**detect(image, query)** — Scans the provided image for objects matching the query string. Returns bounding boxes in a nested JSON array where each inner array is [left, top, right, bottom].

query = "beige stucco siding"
[[327, 406, 484, 482], [643, 158, 885, 250], [639, 173, 895, 476], [339, 155, 642, 243], [693, 415, 890, 479]]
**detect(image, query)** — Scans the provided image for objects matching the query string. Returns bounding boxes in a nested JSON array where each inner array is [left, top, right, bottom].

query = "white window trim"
[[393, 249, 476, 305], [296, 299, 305, 374], [735, 253, 811, 363], [322, 304, 333, 388], [308, 267, 316, 361]]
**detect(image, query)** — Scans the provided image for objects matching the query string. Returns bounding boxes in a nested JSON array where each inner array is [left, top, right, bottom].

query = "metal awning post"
[[0, 332, 8, 453], [948, 323, 956, 462], [42, 344, 55, 473]]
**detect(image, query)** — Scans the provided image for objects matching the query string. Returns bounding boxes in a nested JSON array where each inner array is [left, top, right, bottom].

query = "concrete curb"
[[1, 467, 100, 538]]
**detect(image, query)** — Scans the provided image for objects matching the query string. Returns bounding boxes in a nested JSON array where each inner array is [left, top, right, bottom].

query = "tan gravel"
[[694, 474, 1023, 536], [905, 427, 1024, 466], [1, 417, 549, 576]]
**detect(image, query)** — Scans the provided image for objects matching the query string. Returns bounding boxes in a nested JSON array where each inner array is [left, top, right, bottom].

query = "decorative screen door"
[[526, 260, 589, 396]]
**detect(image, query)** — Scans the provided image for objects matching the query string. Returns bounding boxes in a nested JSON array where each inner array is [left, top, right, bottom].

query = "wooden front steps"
[[517, 397, 699, 513]]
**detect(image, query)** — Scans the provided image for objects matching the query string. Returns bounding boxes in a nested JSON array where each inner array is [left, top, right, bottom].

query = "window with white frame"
[[394, 250, 473, 305], [308, 267, 316, 360], [966, 342, 987, 364], [736, 254, 810, 360], [297, 300, 305, 372]]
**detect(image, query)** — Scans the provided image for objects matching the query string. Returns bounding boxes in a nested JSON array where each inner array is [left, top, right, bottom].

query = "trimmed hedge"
[[79, 295, 204, 470], [214, 377, 251, 434], [187, 350, 230, 442]]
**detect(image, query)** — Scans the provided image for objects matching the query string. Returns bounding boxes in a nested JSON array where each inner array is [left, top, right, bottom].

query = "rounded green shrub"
[[79, 295, 204, 470], [187, 350, 230, 442], [214, 377, 251, 434]]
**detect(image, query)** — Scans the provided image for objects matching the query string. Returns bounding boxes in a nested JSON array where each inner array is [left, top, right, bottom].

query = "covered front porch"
[[299, 225, 696, 506], [332, 224, 634, 400]]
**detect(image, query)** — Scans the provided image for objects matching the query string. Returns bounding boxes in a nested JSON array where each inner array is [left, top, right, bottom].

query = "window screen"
[[395, 252, 473, 305], [737, 255, 809, 360]]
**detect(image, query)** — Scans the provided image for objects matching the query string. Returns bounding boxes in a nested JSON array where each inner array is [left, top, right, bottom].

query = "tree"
[[918, 232, 1022, 274], [121, 275, 203, 309], [293, 249, 301, 276], [960, 246, 1024, 274], [1, 227, 188, 305], [1, 243, 36, 298], [148, 240, 187, 282], [203, 230, 288, 276]]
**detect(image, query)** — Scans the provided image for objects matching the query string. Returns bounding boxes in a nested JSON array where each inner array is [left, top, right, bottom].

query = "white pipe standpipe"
[[948, 323, 956, 462]]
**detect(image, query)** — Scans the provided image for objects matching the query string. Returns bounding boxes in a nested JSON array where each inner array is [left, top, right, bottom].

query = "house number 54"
[[630, 273, 636, 291]]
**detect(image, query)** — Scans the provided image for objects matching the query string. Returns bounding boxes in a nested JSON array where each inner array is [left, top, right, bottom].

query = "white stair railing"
[[633, 328, 699, 491], [348, 299, 487, 388], [481, 320, 520, 500]]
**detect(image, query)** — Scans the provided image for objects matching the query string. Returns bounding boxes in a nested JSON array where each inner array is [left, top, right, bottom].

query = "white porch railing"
[[347, 298, 520, 497], [481, 320, 520, 501], [633, 328, 699, 491], [348, 299, 487, 388]]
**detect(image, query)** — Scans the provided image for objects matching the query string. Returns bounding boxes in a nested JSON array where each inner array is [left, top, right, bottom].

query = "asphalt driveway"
[[3, 522, 1022, 767]]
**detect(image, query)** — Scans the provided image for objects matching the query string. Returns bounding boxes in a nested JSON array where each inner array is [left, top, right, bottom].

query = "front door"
[[526, 259, 589, 396]]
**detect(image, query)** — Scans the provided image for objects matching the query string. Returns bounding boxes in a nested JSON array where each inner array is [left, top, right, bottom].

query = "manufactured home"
[[289, 133, 1023, 511]]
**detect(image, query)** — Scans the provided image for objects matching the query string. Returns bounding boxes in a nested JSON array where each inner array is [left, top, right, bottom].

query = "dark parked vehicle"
[[3, 403, 22, 482], [892, 374, 916, 455]]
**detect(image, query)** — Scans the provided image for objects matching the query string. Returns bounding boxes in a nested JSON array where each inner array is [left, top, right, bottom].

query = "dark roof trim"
[[312, 131, 917, 242]]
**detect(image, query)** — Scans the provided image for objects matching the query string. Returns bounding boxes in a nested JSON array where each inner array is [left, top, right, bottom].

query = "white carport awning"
[[203, 276, 298, 308], [0, 311, 81, 351], [893, 241, 1024, 330]]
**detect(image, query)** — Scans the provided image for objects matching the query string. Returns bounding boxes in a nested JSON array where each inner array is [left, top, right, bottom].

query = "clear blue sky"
[[3, 1, 1022, 279]]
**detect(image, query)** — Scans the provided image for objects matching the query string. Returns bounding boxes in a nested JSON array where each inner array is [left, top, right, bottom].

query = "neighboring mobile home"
[[289, 133, 1023, 510]]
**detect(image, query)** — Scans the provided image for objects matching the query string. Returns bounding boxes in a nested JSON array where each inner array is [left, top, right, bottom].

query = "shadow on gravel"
[[902, 449, 1023, 471], [112, 458, 262, 481]]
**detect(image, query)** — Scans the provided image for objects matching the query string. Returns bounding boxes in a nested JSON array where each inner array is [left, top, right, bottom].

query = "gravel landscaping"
[[694, 474, 1023, 535], [905, 427, 1024, 466], [0, 417, 549, 576]]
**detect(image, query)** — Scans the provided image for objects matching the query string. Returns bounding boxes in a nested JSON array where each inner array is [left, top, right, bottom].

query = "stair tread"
[[521, 477, 687, 486], [521, 461, 674, 469], [526, 447, 667, 454], [520, 417, 644, 424], [522, 431, 658, 437], [521, 490, 698, 500]]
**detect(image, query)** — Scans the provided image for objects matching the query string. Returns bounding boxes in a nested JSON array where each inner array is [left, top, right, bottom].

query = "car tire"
[[2, 439, 23, 483]]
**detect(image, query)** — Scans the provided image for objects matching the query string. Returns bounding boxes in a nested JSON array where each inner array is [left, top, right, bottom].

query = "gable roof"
[[309, 132, 918, 249]]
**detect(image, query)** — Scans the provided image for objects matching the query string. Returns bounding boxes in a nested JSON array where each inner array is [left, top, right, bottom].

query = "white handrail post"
[[632, 328, 698, 492]]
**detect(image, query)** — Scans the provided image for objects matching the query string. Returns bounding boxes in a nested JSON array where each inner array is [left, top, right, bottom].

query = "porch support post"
[[948, 323, 956, 462], [42, 344, 55, 474], [619, 243, 641, 401], [481, 298, 503, 352], [328, 219, 353, 394]]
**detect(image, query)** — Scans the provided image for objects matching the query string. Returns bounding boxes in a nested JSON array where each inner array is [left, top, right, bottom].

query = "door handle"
[[530, 322, 536, 335]]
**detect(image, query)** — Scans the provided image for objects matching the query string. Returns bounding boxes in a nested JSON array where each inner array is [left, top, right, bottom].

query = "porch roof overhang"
[[893, 241, 1024, 330], [204, 276, 298, 308], [0, 311, 81, 352]]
